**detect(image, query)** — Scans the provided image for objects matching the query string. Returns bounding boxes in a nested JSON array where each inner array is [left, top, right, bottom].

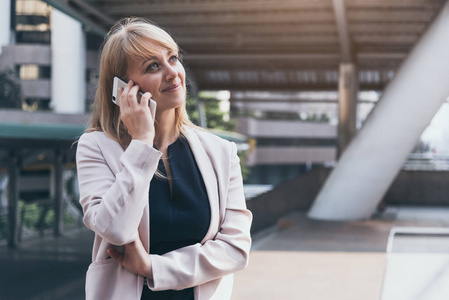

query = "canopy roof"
[[43, 0, 447, 91], [0, 123, 85, 141]]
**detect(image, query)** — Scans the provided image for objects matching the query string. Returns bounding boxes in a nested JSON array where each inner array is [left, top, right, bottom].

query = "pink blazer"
[[76, 126, 252, 300]]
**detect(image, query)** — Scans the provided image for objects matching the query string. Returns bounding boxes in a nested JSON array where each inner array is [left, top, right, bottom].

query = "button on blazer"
[[76, 126, 252, 300]]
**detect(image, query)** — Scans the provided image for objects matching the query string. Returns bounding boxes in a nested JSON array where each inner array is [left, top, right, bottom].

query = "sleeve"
[[147, 142, 252, 291], [76, 133, 162, 246]]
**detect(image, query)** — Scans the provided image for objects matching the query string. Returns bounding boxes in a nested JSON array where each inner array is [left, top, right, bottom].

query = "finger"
[[107, 249, 123, 263], [140, 92, 151, 108], [120, 80, 133, 108], [117, 88, 125, 107], [128, 85, 140, 107]]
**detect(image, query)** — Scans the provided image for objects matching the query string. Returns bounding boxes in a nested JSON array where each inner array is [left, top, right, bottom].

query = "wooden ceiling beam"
[[348, 10, 435, 22], [346, 0, 443, 9], [102, 0, 333, 15], [357, 52, 406, 60], [185, 54, 341, 62], [108, 11, 336, 26], [176, 35, 339, 47], [353, 34, 418, 44], [332, 0, 353, 62], [167, 23, 338, 35], [183, 53, 405, 67], [349, 23, 427, 33]]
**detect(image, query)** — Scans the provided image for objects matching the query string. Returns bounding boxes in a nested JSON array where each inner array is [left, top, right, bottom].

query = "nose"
[[164, 63, 177, 81]]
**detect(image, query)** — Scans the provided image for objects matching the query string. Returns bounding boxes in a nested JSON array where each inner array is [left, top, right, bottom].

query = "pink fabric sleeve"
[[76, 133, 161, 245]]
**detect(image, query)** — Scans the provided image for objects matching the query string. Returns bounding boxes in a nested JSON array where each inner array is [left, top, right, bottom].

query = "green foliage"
[[0, 214, 7, 240], [186, 97, 236, 131], [237, 151, 250, 181], [19, 201, 52, 232], [186, 96, 249, 181], [0, 68, 22, 109], [186, 97, 199, 125], [15, 201, 77, 235]]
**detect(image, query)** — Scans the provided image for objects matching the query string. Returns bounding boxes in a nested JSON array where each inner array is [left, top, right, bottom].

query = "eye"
[[146, 62, 159, 72], [169, 55, 180, 63]]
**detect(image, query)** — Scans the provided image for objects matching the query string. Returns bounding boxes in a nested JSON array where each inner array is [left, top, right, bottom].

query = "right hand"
[[119, 80, 155, 146], [107, 236, 153, 279]]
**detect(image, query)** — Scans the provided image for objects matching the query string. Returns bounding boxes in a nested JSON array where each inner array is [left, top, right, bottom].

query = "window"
[[22, 98, 51, 111], [16, 0, 51, 16], [15, 0, 51, 44], [15, 65, 51, 80]]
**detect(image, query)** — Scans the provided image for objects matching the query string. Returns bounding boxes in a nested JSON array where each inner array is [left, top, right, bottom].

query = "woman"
[[76, 17, 252, 300]]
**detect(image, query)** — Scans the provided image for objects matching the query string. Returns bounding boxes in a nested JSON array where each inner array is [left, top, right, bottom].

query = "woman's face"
[[126, 40, 186, 113]]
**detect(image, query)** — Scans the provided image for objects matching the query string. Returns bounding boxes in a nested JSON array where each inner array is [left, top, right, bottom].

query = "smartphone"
[[112, 76, 156, 118]]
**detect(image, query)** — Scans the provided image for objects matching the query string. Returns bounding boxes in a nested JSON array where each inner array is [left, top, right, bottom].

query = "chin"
[[158, 97, 185, 111]]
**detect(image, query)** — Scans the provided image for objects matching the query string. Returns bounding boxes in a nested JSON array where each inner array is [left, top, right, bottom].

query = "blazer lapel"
[[184, 127, 220, 243]]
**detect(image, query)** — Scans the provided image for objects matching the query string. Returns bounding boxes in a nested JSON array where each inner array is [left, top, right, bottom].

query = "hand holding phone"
[[113, 77, 156, 145], [112, 77, 156, 118]]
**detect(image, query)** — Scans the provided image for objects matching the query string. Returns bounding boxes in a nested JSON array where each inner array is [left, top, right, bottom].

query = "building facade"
[[0, 0, 101, 113]]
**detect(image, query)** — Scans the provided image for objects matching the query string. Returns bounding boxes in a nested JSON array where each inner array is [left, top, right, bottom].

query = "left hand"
[[107, 236, 153, 278]]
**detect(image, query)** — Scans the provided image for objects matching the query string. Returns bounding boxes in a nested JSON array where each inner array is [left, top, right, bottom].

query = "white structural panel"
[[308, 2, 449, 220], [51, 9, 86, 114], [237, 117, 337, 138], [381, 227, 449, 300], [247, 147, 336, 166], [382, 254, 449, 300], [0, 0, 11, 54]]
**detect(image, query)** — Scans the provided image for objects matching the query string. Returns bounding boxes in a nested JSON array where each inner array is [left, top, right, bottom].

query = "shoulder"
[[187, 127, 234, 153], [192, 128, 231, 144], [78, 130, 103, 145], [77, 131, 123, 156], [184, 127, 237, 167]]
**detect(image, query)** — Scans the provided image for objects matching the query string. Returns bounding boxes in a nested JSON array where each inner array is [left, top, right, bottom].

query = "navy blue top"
[[141, 136, 211, 300]]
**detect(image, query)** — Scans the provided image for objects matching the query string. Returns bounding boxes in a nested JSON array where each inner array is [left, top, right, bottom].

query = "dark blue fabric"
[[141, 136, 211, 300]]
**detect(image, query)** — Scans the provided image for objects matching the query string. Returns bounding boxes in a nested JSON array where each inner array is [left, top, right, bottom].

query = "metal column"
[[53, 149, 64, 236], [187, 77, 207, 128], [7, 152, 19, 249], [337, 63, 358, 156]]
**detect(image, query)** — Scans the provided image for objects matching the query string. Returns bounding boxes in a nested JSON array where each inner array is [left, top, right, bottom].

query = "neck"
[[154, 109, 179, 149]]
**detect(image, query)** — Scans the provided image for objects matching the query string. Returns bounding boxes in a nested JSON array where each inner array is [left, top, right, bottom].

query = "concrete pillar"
[[52, 149, 64, 236], [0, 0, 12, 54], [308, 1, 449, 220], [188, 80, 207, 128], [7, 152, 19, 249], [51, 9, 86, 114], [0, 174, 8, 215], [337, 63, 358, 157]]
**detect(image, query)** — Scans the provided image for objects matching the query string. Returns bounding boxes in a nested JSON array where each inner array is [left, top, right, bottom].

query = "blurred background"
[[1, 0, 449, 299]]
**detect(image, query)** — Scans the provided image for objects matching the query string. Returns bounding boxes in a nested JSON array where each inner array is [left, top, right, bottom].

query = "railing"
[[403, 153, 449, 171], [0, 170, 84, 247], [0, 197, 84, 247]]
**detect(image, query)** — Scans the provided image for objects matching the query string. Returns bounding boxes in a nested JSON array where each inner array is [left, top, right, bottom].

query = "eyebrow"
[[141, 50, 174, 67]]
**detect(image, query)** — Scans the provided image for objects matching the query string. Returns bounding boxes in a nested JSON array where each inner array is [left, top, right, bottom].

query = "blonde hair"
[[87, 17, 197, 148]]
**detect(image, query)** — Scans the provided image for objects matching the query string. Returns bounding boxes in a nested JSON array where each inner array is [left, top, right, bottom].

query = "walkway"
[[0, 228, 93, 300], [232, 207, 449, 300], [1, 206, 449, 299]]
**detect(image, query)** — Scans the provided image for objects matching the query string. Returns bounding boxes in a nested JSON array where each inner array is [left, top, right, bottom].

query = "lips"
[[162, 83, 181, 92]]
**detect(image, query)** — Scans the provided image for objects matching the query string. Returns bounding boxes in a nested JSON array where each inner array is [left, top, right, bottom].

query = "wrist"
[[146, 255, 153, 279], [134, 134, 154, 146]]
